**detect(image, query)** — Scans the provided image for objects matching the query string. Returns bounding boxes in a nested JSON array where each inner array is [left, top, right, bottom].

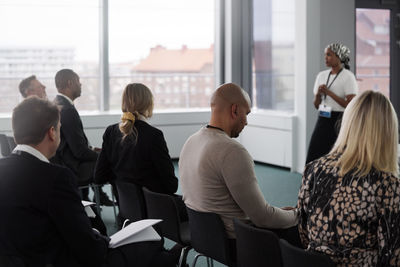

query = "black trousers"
[[306, 112, 343, 164]]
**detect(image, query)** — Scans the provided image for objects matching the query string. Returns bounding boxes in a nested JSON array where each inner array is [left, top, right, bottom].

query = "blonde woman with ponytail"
[[94, 83, 178, 195], [297, 90, 400, 266]]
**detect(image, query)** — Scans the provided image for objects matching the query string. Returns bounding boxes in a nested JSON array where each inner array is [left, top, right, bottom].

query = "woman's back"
[[95, 120, 178, 194], [298, 152, 400, 266]]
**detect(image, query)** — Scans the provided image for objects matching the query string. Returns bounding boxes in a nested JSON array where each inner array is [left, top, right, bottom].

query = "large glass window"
[[356, 8, 390, 98], [252, 0, 295, 111], [109, 0, 215, 111], [0, 0, 100, 113]]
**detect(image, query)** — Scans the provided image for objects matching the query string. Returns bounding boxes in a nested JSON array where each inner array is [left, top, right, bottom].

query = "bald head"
[[209, 83, 251, 138], [211, 83, 250, 112]]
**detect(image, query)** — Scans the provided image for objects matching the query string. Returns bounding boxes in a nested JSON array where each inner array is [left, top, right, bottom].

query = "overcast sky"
[[0, 0, 293, 63]]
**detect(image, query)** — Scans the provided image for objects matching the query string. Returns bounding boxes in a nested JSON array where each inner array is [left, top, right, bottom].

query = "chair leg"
[[110, 185, 118, 227], [192, 254, 202, 267], [92, 184, 102, 215], [178, 246, 191, 267]]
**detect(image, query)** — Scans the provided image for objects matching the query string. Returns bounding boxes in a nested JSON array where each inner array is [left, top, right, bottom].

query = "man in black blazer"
[[0, 97, 167, 267], [52, 69, 113, 205]]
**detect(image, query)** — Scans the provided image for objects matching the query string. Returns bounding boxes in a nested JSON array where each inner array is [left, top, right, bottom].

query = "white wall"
[[0, 111, 210, 159], [293, 0, 355, 172]]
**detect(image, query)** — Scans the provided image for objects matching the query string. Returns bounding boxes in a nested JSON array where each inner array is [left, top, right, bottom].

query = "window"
[[356, 8, 390, 98], [0, 0, 99, 113], [252, 0, 295, 111], [108, 0, 215, 111], [0, 0, 215, 114]]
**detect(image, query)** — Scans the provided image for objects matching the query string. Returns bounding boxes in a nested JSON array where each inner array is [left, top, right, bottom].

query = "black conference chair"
[[142, 188, 191, 267], [279, 239, 335, 267], [0, 254, 25, 267], [0, 134, 12, 157], [115, 181, 147, 225], [186, 207, 236, 267], [233, 218, 282, 267], [7, 136, 16, 151]]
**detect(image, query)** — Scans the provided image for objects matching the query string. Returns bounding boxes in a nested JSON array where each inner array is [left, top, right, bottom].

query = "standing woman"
[[306, 43, 358, 164]]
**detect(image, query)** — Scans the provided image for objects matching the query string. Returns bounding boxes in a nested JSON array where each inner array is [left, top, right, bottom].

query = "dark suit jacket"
[[94, 121, 178, 194], [0, 151, 108, 267], [52, 95, 98, 179]]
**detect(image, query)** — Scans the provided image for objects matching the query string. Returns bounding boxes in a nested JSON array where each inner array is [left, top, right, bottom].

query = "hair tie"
[[121, 112, 135, 123]]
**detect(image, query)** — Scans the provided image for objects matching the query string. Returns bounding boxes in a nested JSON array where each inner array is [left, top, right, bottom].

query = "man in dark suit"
[[52, 69, 113, 205], [0, 97, 167, 267]]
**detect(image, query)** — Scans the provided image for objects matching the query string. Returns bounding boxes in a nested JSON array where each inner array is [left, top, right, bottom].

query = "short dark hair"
[[55, 69, 77, 91], [12, 97, 60, 145], [18, 75, 36, 98]]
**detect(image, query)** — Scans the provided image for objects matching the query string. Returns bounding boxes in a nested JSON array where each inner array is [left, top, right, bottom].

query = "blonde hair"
[[119, 83, 154, 142], [331, 90, 398, 177]]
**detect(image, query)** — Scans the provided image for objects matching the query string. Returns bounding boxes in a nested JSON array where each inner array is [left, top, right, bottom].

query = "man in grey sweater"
[[179, 83, 298, 238]]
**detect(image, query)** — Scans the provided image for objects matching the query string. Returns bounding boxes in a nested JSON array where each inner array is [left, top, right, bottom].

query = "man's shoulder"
[[185, 128, 247, 153], [0, 153, 74, 182], [54, 96, 75, 111]]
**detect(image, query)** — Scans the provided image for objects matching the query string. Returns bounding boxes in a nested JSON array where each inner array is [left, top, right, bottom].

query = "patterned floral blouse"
[[297, 152, 400, 266]]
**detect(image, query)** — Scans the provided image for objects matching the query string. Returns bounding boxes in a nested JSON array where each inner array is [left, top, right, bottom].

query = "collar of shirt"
[[13, 144, 49, 163], [137, 114, 146, 121], [57, 93, 74, 105]]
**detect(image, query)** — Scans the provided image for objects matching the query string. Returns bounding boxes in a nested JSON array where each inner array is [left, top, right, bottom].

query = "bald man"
[[179, 83, 298, 239]]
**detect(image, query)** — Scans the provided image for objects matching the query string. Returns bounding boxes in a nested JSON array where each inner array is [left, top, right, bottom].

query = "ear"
[[48, 126, 56, 142], [231, 104, 238, 118]]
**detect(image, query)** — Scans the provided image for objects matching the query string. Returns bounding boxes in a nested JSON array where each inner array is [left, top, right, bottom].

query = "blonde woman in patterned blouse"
[[298, 90, 400, 266]]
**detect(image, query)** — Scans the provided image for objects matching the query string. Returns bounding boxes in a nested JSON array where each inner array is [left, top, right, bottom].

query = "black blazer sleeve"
[[151, 130, 178, 194], [60, 105, 98, 161], [48, 167, 108, 267], [94, 127, 113, 184]]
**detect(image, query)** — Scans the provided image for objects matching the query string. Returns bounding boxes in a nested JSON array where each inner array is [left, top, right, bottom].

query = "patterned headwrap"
[[326, 43, 350, 68]]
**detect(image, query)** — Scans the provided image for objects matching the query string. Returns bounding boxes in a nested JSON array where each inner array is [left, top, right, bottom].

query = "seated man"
[[179, 83, 299, 239], [52, 68, 113, 205], [0, 97, 167, 267], [18, 75, 47, 99]]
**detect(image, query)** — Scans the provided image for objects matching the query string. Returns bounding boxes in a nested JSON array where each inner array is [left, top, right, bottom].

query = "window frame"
[[356, 0, 400, 118], [99, 0, 221, 112]]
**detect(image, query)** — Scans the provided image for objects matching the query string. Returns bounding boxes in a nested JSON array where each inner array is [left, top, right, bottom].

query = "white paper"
[[81, 200, 96, 207], [84, 206, 96, 218], [109, 219, 162, 249], [81, 200, 96, 218]]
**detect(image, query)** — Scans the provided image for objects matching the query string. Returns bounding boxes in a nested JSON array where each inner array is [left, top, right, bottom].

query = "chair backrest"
[[0, 254, 26, 267], [115, 180, 147, 222], [279, 239, 335, 267], [233, 218, 282, 267], [142, 187, 185, 244], [186, 207, 235, 266], [0, 134, 12, 157], [7, 136, 16, 151]]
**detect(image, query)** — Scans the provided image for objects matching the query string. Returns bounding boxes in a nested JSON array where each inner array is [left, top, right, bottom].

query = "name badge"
[[318, 104, 332, 118]]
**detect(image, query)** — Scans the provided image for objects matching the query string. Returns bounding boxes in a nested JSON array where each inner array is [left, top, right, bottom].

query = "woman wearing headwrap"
[[305, 43, 358, 164], [94, 83, 178, 194]]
